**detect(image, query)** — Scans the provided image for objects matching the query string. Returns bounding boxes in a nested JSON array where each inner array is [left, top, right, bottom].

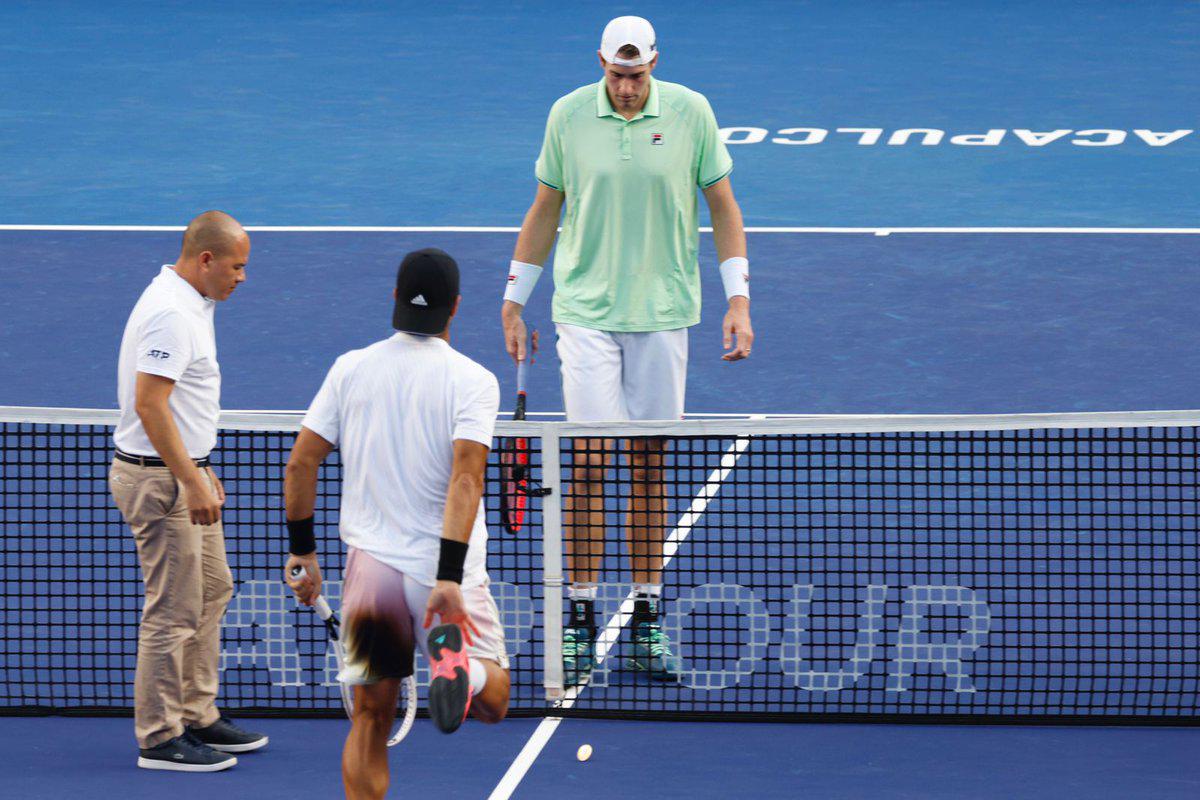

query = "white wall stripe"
[[0, 225, 1196, 234]]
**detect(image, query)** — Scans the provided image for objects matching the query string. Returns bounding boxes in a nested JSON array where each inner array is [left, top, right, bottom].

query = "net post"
[[539, 428, 565, 701]]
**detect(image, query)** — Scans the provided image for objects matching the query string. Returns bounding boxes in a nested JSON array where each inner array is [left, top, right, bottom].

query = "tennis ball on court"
[[576, 743, 593, 762]]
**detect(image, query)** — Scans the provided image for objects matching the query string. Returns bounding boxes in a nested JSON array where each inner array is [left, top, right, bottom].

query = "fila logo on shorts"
[[651, 133, 664, 145]]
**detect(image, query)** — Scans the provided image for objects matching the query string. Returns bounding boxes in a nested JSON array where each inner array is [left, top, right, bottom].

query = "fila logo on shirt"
[[651, 133, 664, 145], [410, 294, 428, 307]]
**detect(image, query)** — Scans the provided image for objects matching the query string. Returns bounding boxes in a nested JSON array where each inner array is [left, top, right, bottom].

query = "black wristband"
[[436, 539, 469, 583], [287, 516, 316, 556]]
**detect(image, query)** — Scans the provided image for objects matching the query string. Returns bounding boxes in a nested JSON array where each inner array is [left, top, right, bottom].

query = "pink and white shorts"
[[339, 547, 509, 685]]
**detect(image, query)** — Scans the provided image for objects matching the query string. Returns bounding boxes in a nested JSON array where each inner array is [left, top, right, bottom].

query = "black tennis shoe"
[[187, 715, 269, 753], [427, 623, 472, 734], [137, 731, 237, 772]]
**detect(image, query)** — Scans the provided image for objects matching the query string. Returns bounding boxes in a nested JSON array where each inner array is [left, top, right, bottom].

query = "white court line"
[[0, 224, 1197, 234], [486, 717, 564, 800], [486, 423, 761, 800]]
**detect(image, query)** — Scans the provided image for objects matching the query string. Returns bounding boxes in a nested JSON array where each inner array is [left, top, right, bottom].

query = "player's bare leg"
[[342, 679, 399, 800], [626, 437, 680, 681], [469, 658, 511, 723], [627, 437, 667, 586], [562, 437, 613, 683], [565, 437, 611, 586]]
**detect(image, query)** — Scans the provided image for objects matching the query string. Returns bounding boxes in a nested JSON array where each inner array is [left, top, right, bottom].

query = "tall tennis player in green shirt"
[[501, 16, 753, 684]]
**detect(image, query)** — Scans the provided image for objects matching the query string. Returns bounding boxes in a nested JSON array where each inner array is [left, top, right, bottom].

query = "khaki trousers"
[[109, 458, 233, 748]]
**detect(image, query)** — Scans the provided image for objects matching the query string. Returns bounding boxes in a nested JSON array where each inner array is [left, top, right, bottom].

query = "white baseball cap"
[[600, 16, 657, 66]]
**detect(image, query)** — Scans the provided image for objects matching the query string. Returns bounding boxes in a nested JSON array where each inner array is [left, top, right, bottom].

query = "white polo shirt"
[[302, 332, 500, 588], [114, 265, 221, 458]]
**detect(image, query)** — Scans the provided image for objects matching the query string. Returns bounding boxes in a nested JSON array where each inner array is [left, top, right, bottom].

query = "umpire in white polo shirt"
[[501, 16, 753, 686], [109, 210, 265, 772]]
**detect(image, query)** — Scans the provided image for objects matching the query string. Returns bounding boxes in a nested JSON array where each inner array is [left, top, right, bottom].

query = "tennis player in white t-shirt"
[[283, 249, 509, 800]]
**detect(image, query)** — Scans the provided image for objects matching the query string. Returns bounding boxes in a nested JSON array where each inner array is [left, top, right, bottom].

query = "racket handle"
[[516, 358, 528, 395], [290, 565, 335, 621], [313, 595, 334, 621]]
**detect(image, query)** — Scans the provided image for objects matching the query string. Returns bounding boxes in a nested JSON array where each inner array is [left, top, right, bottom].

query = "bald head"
[[181, 210, 247, 259], [174, 210, 250, 302]]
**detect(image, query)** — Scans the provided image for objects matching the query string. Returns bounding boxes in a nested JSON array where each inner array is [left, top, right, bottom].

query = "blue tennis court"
[[4, 230, 1200, 413], [2, 1, 1199, 798], [3, 716, 1196, 799]]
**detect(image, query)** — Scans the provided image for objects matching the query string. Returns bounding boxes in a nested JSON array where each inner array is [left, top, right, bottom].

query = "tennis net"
[[0, 407, 546, 716], [2, 407, 1199, 724]]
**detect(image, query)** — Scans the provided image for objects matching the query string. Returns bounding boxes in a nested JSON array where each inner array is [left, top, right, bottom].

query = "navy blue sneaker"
[[137, 731, 237, 772], [187, 715, 268, 753]]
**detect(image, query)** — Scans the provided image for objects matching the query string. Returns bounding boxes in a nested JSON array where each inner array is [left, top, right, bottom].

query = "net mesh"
[[2, 409, 1199, 723], [0, 414, 543, 715], [557, 428, 1200, 720]]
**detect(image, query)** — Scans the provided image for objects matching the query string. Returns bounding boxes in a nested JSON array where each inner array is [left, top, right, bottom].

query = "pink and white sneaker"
[[427, 624, 471, 734]]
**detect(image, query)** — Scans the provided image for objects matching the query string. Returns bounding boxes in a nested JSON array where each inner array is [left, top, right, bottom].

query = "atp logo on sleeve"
[[146, 349, 171, 360]]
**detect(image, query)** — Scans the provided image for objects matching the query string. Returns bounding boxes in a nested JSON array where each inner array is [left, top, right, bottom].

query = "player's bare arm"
[[704, 177, 753, 361], [283, 426, 335, 606], [502, 183, 564, 363], [424, 438, 490, 644]]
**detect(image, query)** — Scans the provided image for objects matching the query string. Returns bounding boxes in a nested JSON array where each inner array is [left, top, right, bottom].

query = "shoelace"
[[181, 730, 218, 754], [635, 624, 674, 658], [562, 628, 591, 657], [208, 715, 253, 737]]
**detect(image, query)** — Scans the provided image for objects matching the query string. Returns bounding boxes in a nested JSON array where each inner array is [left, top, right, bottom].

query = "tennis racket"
[[291, 566, 416, 747], [499, 357, 531, 534]]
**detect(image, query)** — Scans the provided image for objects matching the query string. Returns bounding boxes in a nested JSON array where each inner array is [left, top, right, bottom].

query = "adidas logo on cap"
[[393, 247, 459, 335]]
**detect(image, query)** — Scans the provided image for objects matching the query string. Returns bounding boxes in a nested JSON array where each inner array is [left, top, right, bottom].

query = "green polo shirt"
[[535, 77, 733, 332]]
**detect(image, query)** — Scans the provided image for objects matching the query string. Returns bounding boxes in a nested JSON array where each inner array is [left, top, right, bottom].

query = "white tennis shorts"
[[556, 322, 688, 422], [339, 547, 509, 685]]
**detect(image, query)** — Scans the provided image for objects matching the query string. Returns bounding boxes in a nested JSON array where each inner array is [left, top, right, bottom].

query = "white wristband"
[[503, 260, 543, 306], [719, 257, 749, 300]]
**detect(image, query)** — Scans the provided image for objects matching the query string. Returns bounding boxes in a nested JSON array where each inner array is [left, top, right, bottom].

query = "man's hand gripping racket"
[[289, 565, 416, 747], [499, 347, 551, 534]]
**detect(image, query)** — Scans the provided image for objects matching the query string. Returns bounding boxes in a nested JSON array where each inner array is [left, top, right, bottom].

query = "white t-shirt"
[[302, 332, 500, 588], [114, 265, 221, 458]]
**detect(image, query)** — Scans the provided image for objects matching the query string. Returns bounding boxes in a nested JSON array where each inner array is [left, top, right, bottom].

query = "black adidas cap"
[[392, 248, 460, 335]]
